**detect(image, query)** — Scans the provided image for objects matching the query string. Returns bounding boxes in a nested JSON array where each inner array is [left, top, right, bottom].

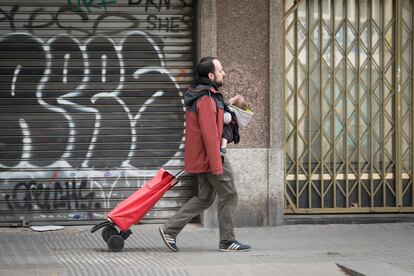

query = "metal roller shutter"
[[0, 0, 194, 226]]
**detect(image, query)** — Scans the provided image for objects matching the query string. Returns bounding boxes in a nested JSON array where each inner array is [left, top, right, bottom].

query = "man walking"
[[159, 57, 251, 252]]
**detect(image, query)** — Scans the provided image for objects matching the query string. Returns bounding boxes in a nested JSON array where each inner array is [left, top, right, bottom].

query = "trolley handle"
[[174, 170, 185, 178], [171, 170, 185, 187]]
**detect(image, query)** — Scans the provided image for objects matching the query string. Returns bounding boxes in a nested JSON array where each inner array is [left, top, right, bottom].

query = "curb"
[[336, 261, 414, 276]]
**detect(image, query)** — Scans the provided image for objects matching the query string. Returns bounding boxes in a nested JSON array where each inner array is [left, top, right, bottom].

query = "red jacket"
[[184, 84, 224, 175]]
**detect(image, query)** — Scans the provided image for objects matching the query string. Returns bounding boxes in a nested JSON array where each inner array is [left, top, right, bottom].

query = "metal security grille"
[[284, 0, 414, 213], [0, 0, 194, 225]]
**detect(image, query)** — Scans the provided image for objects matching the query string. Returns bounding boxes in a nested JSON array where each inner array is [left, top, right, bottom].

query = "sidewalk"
[[0, 222, 413, 276]]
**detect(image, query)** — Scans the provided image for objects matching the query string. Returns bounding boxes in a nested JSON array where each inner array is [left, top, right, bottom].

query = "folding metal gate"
[[284, 0, 414, 213], [0, 0, 195, 225]]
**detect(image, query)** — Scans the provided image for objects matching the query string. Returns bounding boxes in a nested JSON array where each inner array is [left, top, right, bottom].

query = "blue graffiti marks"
[[67, 0, 117, 13], [5, 180, 98, 211]]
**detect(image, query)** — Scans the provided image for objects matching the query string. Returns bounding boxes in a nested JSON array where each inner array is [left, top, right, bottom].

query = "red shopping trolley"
[[90, 169, 184, 252]]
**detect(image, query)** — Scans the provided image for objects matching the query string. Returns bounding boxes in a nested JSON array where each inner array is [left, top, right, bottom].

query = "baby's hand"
[[229, 94, 241, 105]]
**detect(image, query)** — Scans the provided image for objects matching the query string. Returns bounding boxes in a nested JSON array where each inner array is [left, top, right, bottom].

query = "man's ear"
[[208, 72, 215, 81]]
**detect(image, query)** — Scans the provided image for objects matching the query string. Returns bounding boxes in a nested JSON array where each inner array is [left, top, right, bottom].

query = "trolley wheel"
[[107, 235, 124, 252], [102, 225, 118, 242]]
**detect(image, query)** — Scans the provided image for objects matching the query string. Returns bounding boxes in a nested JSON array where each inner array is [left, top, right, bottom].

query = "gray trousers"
[[163, 157, 238, 243]]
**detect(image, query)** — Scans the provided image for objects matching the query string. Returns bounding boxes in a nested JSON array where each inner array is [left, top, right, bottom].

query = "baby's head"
[[231, 95, 249, 110]]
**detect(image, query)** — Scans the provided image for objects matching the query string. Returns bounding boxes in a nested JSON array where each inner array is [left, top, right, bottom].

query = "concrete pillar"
[[195, 0, 219, 228], [268, 0, 285, 226]]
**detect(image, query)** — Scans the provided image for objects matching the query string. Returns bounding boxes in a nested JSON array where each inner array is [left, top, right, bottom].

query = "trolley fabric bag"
[[108, 168, 175, 232]]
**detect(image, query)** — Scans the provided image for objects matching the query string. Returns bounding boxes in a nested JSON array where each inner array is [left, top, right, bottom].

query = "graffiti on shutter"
[[0, 0, 194, 225]]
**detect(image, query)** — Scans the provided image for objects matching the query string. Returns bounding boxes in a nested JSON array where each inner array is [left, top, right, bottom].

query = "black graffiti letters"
[[24, 8, 56, 34], [5, 180, 97, 211], [0, 31, 184, 169], [0, 4, 191, 36], [0, 5, 139, 38], [0, 2, 190, 224], [0, 34, 53, 167], [129, 0, 192, 10], [54, 6, 93, 37], [0, 5, 19, 32], [129, 0, 170, 12], [0, 2, 188, 170], [146, 14, 182, 32]]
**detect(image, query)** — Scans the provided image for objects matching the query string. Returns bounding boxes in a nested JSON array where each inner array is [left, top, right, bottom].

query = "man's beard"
[[215, 79, 224, 87]]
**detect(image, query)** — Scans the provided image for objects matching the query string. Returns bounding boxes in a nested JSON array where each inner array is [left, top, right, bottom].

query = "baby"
[[221, 94, 253, 155]]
